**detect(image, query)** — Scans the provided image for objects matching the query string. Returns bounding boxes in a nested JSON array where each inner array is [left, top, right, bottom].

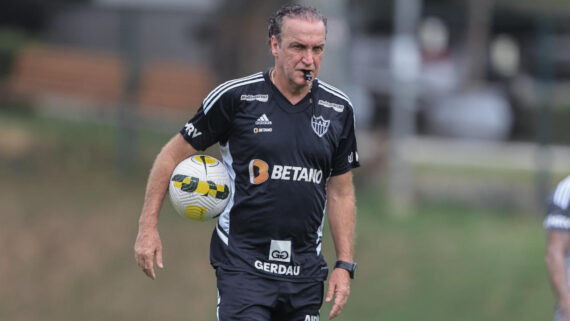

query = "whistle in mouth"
[[304, 71, 312, 82]]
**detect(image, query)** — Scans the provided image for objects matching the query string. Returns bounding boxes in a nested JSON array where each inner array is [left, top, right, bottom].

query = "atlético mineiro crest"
[[311, 115, 330, 137]]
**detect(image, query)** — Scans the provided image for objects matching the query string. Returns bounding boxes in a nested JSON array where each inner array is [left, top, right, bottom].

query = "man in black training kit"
[[135, 4, 359, 320]]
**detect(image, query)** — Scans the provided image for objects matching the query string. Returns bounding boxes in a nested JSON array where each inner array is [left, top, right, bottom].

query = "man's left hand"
[[325, 267, 351, 320]]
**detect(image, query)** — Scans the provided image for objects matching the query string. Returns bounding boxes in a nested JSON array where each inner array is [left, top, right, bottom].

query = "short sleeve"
[[180, 91, 234, 151], [330, 107, 360, 176], [544, 176, 570, 231]]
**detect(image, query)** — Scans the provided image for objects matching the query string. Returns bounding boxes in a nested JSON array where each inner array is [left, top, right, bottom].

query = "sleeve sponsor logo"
[[544, 214, 570, 230], [184, 122, 202, 138], [317, 99, 344, 112], [348, 151, 359, 164]]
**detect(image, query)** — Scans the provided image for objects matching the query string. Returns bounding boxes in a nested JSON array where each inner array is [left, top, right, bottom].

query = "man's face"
[[271, 17, 326, 89]]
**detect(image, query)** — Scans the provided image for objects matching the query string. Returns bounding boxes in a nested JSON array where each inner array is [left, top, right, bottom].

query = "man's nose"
[[301, 50, 313, 65]]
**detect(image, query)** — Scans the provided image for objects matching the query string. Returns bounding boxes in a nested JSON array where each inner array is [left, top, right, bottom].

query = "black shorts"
[[216, 268, 324, 321]]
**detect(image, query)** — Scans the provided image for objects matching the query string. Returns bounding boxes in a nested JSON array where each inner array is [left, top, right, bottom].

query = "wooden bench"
[[8, 45, 124, 103], [137, 61, 214, 113], [7, 45, 214, 116]]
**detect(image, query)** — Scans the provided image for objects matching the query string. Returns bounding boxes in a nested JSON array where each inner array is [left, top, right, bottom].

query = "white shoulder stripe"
[[318, 80, 349, 99], [320, 85, 353, 108], [318, 80, 353, 107], [319, 81, 358, 131], [202, 72, 263, 108], [554, 176, 570, 209], [204, 77, 265, 114]]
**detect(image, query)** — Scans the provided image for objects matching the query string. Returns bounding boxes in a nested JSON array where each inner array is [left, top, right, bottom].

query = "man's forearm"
[[326, 173, 356, 262], [547, 251, 570, 303], [546, 230, 570, 307], [138, 134, 197, 229], [139, 153, 175, 228], [328, 200, 355, 261]]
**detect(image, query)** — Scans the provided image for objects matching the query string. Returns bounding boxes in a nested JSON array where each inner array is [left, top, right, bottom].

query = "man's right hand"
[[134, 227, 164, 280], [560, 299, 570, 321]]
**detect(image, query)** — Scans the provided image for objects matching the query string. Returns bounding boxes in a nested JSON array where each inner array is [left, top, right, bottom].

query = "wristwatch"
[[334, 260, 357, 279]]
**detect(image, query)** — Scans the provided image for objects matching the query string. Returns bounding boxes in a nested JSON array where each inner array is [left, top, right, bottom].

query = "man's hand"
[[134, 227, 163, 280], [560, 299, 570, 321], [561, 311, 570, 321], [325, 267, 351, 320]]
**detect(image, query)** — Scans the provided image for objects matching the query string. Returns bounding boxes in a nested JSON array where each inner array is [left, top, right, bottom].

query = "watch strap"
[[334, 260, 357, 279]]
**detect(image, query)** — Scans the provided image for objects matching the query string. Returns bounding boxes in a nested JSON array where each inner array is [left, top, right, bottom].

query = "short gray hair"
[[268, 3, 327, 45]]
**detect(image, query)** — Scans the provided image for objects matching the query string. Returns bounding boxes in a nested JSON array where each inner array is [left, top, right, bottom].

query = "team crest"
[[311, 115, 330, 137]]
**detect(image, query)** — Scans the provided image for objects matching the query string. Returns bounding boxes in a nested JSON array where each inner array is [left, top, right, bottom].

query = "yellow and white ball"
[[168, 155, 231, 221]]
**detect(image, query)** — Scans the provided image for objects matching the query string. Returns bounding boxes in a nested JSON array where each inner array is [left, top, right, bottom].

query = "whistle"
[[304, 70, 312, 82]]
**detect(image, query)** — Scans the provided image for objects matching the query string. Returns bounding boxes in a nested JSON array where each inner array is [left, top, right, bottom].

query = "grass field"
[[0, 110, 555, 321]]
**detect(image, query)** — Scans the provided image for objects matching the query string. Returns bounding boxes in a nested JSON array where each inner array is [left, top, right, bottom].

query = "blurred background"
[[1, 0, 569, 320]]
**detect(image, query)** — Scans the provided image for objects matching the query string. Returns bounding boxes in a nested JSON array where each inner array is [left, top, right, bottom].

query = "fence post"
[[117, 8, 141, 173], [535, 16, 554, 214], [388, 0, 422, 217]]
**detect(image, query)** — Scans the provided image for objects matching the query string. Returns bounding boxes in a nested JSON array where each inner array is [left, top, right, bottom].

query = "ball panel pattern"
[[168, 155, 231, 221]]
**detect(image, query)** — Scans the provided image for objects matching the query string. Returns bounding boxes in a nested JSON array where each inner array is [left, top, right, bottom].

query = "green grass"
[[0, 110, 555, 321], [336, 198, 552, 321]]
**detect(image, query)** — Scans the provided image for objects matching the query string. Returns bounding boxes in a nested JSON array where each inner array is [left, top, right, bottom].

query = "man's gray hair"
[[268, 3, 327, 45]]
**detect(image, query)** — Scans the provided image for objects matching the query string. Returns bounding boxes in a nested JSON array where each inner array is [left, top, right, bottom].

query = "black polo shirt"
[[180, 70, 359, 282]]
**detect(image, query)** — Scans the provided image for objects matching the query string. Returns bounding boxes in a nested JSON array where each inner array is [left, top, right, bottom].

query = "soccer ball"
[[168, 155, 232, 221]]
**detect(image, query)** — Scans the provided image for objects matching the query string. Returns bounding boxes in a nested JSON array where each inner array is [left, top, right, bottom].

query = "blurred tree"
[[0, 0, 90, 32]]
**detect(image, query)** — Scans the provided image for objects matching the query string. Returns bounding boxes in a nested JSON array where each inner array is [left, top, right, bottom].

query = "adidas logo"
[[255, 114, 272, 125]]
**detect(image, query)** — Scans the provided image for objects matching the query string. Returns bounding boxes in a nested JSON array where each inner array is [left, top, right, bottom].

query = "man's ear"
[[270, 36, 279, 57]]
